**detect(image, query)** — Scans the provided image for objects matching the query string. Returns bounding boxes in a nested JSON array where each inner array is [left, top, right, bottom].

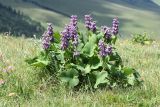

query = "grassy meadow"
[[0, 35, 160, 107], [0, 0, 160, 106]]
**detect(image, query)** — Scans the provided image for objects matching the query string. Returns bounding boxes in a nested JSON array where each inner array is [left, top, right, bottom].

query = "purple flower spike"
[[69, 25, 78, 46], [70, 15, 78, 27], [70, 15, 79, 54], [112, 17, 119, 35], [98, 40, 107, 57], [60, 26, 70, 50], [90, 21, 97, 32], [101, 26, 112, 39], [61, 15, 79, 51], [85, 15, 92, 30], [84, 15, 96, 32], [105, 46, 112, 55], [98, 40, 112, 57], [42, 23, 54, 50]]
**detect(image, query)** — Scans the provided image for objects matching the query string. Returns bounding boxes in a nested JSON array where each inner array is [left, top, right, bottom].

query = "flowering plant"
[[26, 15, 142, 89], [132, 32, 154, 45]]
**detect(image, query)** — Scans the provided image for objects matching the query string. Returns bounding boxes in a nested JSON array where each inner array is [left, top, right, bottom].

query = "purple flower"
[[98, 40, 112, 57], [112, 17, 119, 35], [105, 46, 112, 55], [61, 15, 79, 51], [69, 25, 78, 47], [42, 23, 54, 50], [98, 40, 107, 57], [70, 15, 78, 27], [85, 15, 92, 30], [2, 66, 14, 72], [84, 15, 96, 32], [90, 21, 97, 32], [101, 26, 112, 39], [60, 25, 70, 50], [42, 36, 51, 49]]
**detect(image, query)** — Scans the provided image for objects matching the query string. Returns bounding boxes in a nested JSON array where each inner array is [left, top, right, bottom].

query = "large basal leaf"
[[81, 35, 97, 57], [70, 63, 84, 71], [60, 68, 79, 87], [96, 32, 104, 40], [77, 42, 84, 52], [93, 71, 109, 88], [89, 56, 103, 70], [55, 51, 65, 63], [71, 63, 91, 74], [123, 67, 135, 76], [26, 51, 50, 67], [109, 52, 121, 62], [30, 59, 50, 67], [84, 64, 91, 74], [143, 40, 152, 45], [127, 74, 136, 86], [25, 57, 38, 65], [109, 52, 122, 66], [68, 77, 79, 88]]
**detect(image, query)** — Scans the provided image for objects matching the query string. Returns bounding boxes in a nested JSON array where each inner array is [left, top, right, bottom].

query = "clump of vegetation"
[[26, 15, 142, 89], [132, 32, 154, 45]]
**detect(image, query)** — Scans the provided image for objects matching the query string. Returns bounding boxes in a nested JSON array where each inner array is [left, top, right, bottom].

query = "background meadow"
[[0, 0, 160, 107]]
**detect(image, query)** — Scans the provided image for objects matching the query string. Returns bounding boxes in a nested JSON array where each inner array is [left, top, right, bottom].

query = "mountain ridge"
[[0, 3, 44, 36]]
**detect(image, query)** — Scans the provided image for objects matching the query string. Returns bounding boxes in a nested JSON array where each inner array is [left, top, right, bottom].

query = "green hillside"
[[0, 0, 160, 36], [153, 0, 160, 5], [0, 3, 44, 37]]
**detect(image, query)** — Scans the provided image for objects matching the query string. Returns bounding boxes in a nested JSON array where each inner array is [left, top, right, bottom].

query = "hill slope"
[[0, 0, 160, 36], [0, 3, 44, 37]]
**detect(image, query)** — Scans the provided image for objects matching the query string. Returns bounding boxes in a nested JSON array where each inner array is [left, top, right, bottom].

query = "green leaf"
[[56, 51, 65, 63], [106, 63, 112, 70], [77, 42, 84, 52], [71, 63, 84, 70], [71, 63, 91, 74], [127, 75, 135, 86], [96, 32, 104, 40], [50, 43, 58, 51], [111, 35, 117, 44], [123, 67, 135, 76], [31, 59, 50, 67], [84, 64, 91, 74], [82, 35, 97, 57], [93, 71, 109, 88], [143, 40, 151, 45], [89, 56, 102, 70], [109, 52, 122, 66], [68, 77, 79, 88], [60, 68, 79, 88], [25, 57, 38, 65], [54, 31, 61, 43]]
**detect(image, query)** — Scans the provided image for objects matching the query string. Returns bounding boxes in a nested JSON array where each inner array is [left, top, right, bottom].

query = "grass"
[[0, 0, 160, 36], [0, 35, 160, 107]]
